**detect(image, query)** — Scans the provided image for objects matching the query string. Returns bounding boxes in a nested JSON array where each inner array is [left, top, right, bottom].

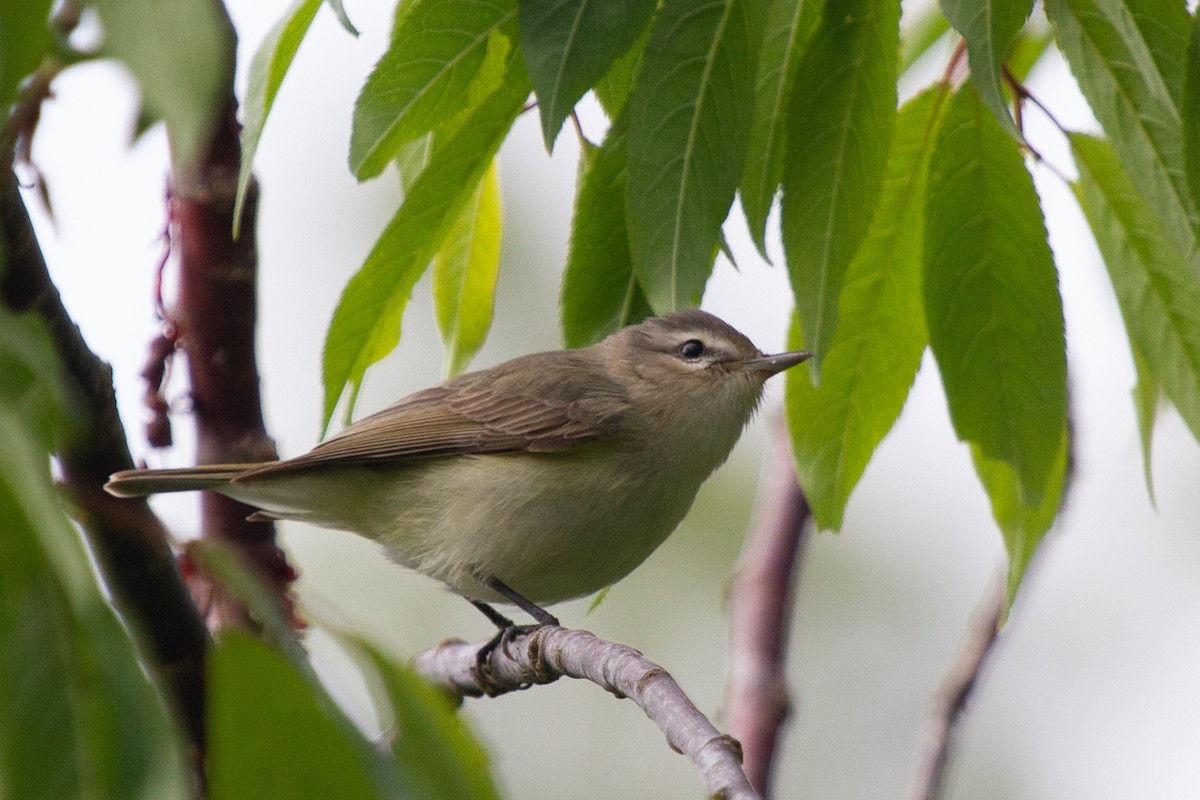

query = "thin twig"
[[569, 110, 588, 149], [940, 38, 968, 86], [906, 568, 1006, 800], [1000, 65, 1074, 185], [414, 626, 761, 800], [1003, 65, 1068, 135], [723, 415, 811, 798], [908, 408, 1075, 798]]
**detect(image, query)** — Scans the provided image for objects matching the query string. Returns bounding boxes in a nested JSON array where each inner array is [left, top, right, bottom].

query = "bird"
[[107, 309, 809, 629]]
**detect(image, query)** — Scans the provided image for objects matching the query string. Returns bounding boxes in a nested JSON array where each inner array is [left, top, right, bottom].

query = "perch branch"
[[723, 414, 811, 797], [906, 568, 1005, 800], [414, 626, 761, 800], [0, 168, 209, 754]]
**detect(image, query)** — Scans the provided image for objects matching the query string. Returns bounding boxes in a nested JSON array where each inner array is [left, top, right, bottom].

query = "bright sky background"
[[24, 2, 1200, 797]]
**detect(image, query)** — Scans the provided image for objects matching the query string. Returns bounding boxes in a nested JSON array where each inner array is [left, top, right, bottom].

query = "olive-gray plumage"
[[106, 310, 809, 606]]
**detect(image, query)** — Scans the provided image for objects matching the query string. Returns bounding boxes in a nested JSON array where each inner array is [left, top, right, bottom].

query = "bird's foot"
[[474, 622, 554, 696], [468, 580, 560, 694]]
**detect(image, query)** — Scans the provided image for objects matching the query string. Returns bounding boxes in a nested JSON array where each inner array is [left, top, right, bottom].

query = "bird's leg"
[[470, 599, 514, 629], [470, 577, 559, 689], [484, 576, 559, 627]]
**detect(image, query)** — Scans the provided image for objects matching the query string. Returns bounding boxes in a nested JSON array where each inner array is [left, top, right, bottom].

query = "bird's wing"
[[236, 353, 628, 481]]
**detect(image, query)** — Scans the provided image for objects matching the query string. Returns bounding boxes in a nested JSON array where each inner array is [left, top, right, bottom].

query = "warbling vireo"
[[107, 310, 809, 628]]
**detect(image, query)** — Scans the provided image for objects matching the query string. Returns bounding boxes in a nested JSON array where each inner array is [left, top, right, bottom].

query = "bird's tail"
[[105, 464, 253, 497]]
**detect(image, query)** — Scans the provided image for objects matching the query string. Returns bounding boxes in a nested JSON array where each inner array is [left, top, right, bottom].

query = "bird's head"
[[602, 310, 810, 432]]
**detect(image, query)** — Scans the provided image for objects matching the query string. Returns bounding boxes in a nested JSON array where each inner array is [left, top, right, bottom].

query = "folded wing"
[[237, 351, 629, 481]]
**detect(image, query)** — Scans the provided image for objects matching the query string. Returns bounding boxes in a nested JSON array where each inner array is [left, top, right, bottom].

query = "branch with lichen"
[[414, 625, 762, 800]]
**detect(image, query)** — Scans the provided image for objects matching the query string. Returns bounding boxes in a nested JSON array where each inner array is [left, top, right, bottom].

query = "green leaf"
[[940, 0, 1033, 135], [586, 586, 611, 613], [433, 160, 503, 377], [780, 0, 900, 375], [0, 309, 71, 450], [923, 84, 1066, 504], [360, 643, 500, 800], [971, 428, 1068, 614], [592, 26, 648, 119], [1006, 13, 1056, 82], [324, 0, 359, 36], [89, 0, 233, 174], [625, 0, 762, 313], [1045, 0, 1193, 254], [1130, 342, 1159, 505], [388, 30, 507, 195], [0, 409, 189, 800], [208, 632, 402, 800], [324, 59, 531, 430], [717, 228, 737, 269], [1184, 8, 1200, 216], [561, 115, 654, 347], [192, 545, 440, 798], [900, 3, 950, 73], [787, 84, 948, 530], [739, 0, 820, 257], [185, 541, 304, 665], [396, 134, 434, 196], [519, 0, 656, 150], [1071, 132, 1200, 443], [465, 29, 517, 113], [349, 0, 517, 180], [0, 1, 53, 114], [235, 0, 324, 237]]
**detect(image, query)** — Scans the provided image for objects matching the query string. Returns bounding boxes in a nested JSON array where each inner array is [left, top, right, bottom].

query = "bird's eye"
[[678, 339, 706, 359]]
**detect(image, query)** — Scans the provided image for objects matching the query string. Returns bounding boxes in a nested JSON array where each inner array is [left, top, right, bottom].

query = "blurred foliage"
[[0, 0, 54, 121], [234, 0, 325, 235], [0, 332, 188, 799], [195, 540, 502, 800], [87, 0, 233, 173]]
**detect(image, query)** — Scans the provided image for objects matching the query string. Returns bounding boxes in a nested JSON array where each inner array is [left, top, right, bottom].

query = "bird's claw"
[[474, 623, 552, 696]]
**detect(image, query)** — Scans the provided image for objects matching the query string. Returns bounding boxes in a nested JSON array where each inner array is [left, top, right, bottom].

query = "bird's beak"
[[741, 350, 812, 376]]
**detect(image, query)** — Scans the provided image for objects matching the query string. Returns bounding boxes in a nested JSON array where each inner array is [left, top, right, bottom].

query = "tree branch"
[[723, 415, 811, 797], [0, 168, 209, 756], [165, 22, 294, 629], [906, 568, 1005, 800], [414, 626, 762, 800]]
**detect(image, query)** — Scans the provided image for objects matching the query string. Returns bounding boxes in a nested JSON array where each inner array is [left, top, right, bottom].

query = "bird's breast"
[[377, 444, 714, 604]]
